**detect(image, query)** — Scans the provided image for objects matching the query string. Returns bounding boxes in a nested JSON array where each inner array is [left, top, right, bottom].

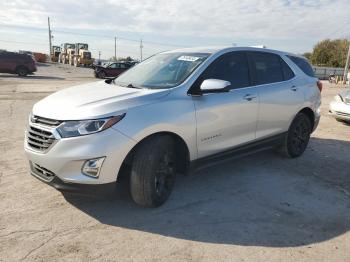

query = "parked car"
[[329, 89, 350, 123], [93, 61, 134, 78], [24, 47, 321, 207], [0, 51, 37, 76]]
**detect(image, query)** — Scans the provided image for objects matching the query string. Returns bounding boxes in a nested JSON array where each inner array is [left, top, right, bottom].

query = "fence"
[[312, 66, 345, 80]]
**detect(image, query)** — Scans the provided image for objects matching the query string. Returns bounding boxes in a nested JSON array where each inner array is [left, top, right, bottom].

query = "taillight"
[[317, 80, 323, 92]]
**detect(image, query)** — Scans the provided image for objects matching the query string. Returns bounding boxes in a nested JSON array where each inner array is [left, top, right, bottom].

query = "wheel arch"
[[15, 65, 28, 71], [15, 65, 28, 76], [117, 131, 191, 181], [298, 107, 315, 130]]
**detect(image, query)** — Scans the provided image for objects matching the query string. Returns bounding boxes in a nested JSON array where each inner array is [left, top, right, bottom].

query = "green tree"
[[310, 39, 349, 67], [302, 52, 312, 60]]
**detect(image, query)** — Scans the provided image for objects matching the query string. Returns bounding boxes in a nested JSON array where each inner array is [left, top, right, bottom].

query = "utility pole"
[[343, 42, 350, 84], [48, 17, 52, 61], [98, 51, 101, 61], [114, 36, 117, 61], [140, 39, 143, 62]]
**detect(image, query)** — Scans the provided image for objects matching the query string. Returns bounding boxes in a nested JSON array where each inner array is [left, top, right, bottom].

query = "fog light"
[[81, 157, 105, 178]]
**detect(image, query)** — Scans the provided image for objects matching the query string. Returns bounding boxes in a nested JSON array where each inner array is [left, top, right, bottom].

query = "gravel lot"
[[0, 63, 350, 262]]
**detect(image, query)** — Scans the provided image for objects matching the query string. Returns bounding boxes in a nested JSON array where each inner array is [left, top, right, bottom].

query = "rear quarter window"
[[287, 55, 314, 77], [280, 58, 295, 80]]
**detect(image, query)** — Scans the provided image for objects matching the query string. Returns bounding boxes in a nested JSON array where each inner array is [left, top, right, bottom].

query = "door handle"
[[244, 94, 257, 101], [290, 85, 298, 91]]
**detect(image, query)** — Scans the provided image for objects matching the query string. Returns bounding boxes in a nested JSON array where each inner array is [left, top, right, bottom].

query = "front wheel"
[[98, 71, 106, 79], [279, 113, 312, 158], [130, 135, 176, 207]]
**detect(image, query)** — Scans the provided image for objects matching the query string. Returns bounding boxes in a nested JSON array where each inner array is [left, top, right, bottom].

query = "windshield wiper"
[[117, 83, 142, 89], [126, 83, 142, 89], [106, 79, 143, 89]]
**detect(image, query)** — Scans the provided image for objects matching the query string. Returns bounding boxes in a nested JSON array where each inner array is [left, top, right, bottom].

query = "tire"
[[279, 113, 312, 158], [130, 135, 176, 207], [98, 71, 106, 79], [16, 66, 28, 77]]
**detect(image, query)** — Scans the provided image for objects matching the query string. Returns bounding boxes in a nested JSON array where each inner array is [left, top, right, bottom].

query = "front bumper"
[[25, 128, 136, 185], [31, 172, 117, 194], [329, 100, 350, 121]]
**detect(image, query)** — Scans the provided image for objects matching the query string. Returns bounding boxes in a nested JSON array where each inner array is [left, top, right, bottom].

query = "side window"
[[202, 52, 250, 89], [120, 63, 127, 69], [250, 52, 284, 85], [287, 55, 314, 77], [280, 58, 295, 80], [110, 63, 120, 69]]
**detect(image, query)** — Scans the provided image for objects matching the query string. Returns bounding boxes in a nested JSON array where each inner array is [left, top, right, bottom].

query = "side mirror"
[[200, 79, 231, 93]]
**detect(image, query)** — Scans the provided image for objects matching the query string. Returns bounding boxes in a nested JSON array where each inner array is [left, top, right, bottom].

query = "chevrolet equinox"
[[25, 47, 322, 207]]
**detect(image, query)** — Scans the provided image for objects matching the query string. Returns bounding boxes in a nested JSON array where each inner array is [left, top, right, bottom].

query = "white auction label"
[[178, 56, 200, 62]]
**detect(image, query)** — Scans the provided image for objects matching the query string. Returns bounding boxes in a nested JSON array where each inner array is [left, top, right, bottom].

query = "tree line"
[[303, 39, 349, 68]]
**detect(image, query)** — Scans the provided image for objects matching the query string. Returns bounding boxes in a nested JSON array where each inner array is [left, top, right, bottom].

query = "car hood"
[[32, 81, 170, 120]]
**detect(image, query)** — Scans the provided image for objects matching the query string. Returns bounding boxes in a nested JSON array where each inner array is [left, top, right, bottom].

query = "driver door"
[[192, 51, 259, 158]]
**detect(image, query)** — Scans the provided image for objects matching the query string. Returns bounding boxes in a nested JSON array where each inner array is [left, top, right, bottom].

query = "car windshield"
[[114, 52, 210, 89]]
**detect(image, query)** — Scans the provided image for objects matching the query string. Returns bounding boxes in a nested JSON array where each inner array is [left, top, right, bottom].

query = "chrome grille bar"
[[28, 128, 53, 139], [32, 115, 62, 126], [335, 111, 350, 117], [26, 115, 62, 153], [30, 161, 55, 182]]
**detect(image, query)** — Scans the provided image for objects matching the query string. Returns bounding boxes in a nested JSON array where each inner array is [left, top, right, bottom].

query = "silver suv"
[[25, 47, 321, 207]]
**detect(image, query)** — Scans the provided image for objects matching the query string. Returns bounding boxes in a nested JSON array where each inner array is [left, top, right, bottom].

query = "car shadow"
[[63, 137, 350, 247], [36, 62, 50, 67], [0, 75, 65, 80]]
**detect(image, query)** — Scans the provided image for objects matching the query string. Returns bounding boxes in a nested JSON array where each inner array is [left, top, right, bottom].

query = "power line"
[[53, 29, 188, 48], [0, 39, 155, 57], [0, 24, 189, 48], [0, 39, 47, 46], [322, 20, 350, 39]]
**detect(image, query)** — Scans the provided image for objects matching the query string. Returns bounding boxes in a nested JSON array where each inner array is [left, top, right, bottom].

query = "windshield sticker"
[[178, 56, 200, 62]]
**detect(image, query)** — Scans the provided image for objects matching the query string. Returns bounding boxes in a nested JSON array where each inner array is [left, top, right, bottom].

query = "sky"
[[0, 0, 349, 60]]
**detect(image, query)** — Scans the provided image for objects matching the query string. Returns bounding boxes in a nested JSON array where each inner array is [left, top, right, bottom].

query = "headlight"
[[57, 114, 125, 138], [334, 95, 344, 102]]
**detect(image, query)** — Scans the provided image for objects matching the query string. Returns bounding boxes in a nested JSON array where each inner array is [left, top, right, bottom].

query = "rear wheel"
[[279, 113, 312, 158], [16, 66, 28, 77], [130, 135, 176, 207]]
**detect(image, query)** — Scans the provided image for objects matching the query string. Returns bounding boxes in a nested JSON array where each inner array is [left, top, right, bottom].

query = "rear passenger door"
[[193, 51, 259, 158], [247, 51, 304, 138]]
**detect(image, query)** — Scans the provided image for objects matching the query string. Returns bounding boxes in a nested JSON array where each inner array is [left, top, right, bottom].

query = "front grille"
[[30, 161, 55, 182], [26, 115, 62, 152]]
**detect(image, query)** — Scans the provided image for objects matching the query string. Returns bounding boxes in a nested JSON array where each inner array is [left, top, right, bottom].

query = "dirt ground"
[[0, 63, 349, 262]]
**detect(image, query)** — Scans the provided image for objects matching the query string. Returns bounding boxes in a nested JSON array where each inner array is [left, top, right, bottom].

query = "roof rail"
[[250, 45, 266, 48]]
